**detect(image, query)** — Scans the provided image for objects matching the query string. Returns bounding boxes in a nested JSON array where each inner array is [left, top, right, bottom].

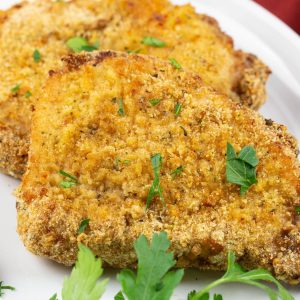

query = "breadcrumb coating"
[[0, 0, 270, 178], [17, 52, 299, 284]]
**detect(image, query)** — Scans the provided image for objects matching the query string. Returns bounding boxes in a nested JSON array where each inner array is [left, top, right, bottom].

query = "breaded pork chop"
[[0, 0, 270, 178], [17, 52, 299, 284]]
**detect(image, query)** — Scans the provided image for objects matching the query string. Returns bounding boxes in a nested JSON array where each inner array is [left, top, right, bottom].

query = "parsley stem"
[[191, 278, 225, 299]]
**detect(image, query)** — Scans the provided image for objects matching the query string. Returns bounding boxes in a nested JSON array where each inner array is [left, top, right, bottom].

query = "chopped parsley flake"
[[149, 99, 161, 106], [117, 98, 125, 116], [11, 84, 20, 94], [146, 153, 164, 209], [170, 166, 184, 179], [67, 37, 99, 53], [25, 91, 32, 98], [127, 49, 141, 54], [33, 49, 41, 62], [78, 219, 90, 234], [174, 103, 182, 117], [58, 170, 78, 188], [296, 206, 300, 213], [60, 181, 77, 188], [226, 143, 259, 195], [169, 58, 182, 70], [141, 36, 166, 48]]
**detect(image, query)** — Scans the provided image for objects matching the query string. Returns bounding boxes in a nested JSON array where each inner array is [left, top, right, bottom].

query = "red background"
[[255, 0, 300, 34]]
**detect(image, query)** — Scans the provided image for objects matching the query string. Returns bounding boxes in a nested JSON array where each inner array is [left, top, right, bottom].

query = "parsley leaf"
[[11, 84, 20, 94], [33, 49, 41, 62], [226, 143, 259, 195], [114, 291, 125, 300], [149, 99, 161, 106], [141, 36, 166, 48], [189, 252, 294, 300], [117, 232, 184, 300], [78, 219, 90, 234], [146, 153, 165, 209], [49, 293, 58, 300], [295, 206, 300, 213], [174, 103, 182, 117], [58, 170, 78, 188], [61, 244, 108, 300], [67, 37, 99, 53], [0, 281, 15, 297], [169, 58, 182, 70], [170, 166, 184, 179], [117, 98, 125, 116]]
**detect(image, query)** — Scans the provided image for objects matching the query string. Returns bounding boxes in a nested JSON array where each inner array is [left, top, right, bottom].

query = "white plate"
[[0, 0, 299, 299]]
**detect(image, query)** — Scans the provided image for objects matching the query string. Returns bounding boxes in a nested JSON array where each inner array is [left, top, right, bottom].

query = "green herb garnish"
[[59, 244, 108, 300], [114, 291, 125, 300], [11, 84, 20, 94], [127, 49, 141, 54], [78, 219, 90, 234], [226, 143, 259, 195], [169, 58, 182, 70], [174, 103, 182, 117], [33, 49, 41, 62], [295, 206, 300, 213], [149, 99, 161, 106], [25, 91, 32, 98], [49, 293, 58, 300], [60, 181, 77, 188], [189, 251, 294, 300], [67, 37, 99, 53], [58, 170, 78, 188], [141, 36, 166, 48], [146, 153, 164, 209], [170, 166, 184, 179], [117, 98, 125, 116], [0, 281, 15, 297], [117, 232, 184, 300]]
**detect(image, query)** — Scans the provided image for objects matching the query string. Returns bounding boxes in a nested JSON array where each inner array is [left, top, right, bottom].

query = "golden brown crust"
[[17, 52, 299, 284], [232, 51, 271, 109], [0, 0, 270, 178]]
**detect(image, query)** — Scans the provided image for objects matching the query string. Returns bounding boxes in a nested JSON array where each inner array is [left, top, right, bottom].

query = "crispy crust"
[[0, 0, 270, 178], [18, 52, 299, 284]]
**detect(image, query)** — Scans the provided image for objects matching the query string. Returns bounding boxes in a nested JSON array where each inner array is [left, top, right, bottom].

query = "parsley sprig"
[[0, 281, 15, 297], [189, 252, 294, 300], [58, 170, 78, 188], [53, 244, 108, 300], [226, 143, 259, 195], [67, 37, 99, 53], [146, 154, 165, 209], [116, 232, 184, 300]]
